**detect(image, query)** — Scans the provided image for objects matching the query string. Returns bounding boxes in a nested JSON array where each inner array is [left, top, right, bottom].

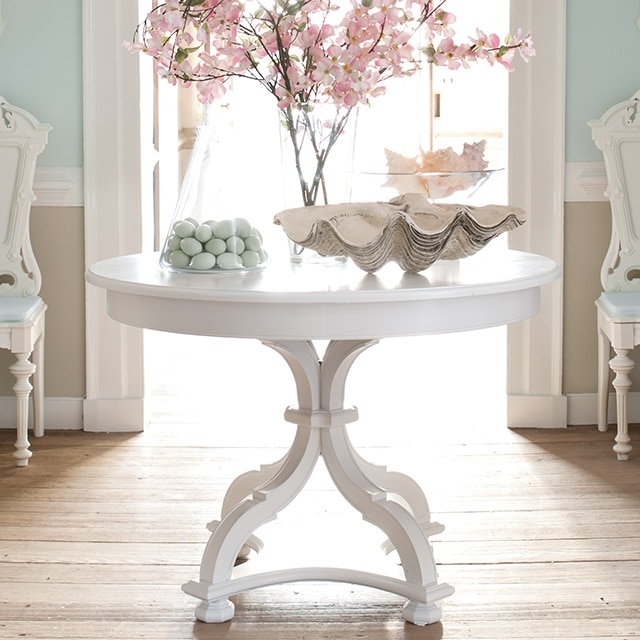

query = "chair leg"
[[597, 324, 611, 432], [609, 349, 634, 461], [9, 352, 36, 467], [32, 330, 45, 438]]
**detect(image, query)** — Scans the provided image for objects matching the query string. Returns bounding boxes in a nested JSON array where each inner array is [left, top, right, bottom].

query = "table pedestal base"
[[182, 340, 453, 625]]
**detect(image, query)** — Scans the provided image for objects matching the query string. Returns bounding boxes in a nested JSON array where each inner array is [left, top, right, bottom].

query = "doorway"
[[83, 0, 565, 434]]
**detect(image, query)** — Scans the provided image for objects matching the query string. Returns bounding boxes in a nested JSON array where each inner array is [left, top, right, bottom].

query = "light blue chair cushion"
[[0, 297, 43, 322]]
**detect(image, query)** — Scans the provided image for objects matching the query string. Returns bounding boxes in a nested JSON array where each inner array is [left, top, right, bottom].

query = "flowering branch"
[[127, 0, 535, 108]]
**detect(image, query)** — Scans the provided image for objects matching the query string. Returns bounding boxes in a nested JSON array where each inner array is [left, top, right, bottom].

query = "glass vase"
[[160, 125, 269, 273], [278, 103, 357, 265]]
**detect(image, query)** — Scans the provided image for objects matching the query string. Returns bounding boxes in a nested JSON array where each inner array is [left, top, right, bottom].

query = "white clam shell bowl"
[[274, 193, 527, 273]]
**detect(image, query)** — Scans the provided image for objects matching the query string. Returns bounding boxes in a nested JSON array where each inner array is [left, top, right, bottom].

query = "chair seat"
[[597, 292, 640, 320], [0, 297, 44, 322]]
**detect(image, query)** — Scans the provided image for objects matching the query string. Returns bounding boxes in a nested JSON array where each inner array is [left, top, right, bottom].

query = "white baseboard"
[[2, 392, 620, 432], [507, 394, 568, 428], [566, 391, 640, 426], [82, 397, 145, 432], [0, 396, 144, 433], [0, 396, 83, 430]]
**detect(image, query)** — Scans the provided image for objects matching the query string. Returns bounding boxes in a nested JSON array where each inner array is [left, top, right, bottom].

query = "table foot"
[[195, 598, 234, 623], [402, 599, 443, 626]]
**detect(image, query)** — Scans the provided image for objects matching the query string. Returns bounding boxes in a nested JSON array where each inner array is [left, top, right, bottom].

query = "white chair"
[[590, 90, 640, 460], [0, 96, 51, 466]]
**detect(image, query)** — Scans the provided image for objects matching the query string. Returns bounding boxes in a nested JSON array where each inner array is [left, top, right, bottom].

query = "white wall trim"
[[564, 162, 607, 203], [34, 167, 84, 207], [506, 0, 567, 428], [83, 398, 145, 433], [567, 391, 640, 426], [0, 397, 84, 430], [507, 394, 568, 429], [82, 0, 147, 432]]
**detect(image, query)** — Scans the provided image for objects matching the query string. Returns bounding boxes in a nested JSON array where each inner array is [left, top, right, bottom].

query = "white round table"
[[87, 249, 560, 626]]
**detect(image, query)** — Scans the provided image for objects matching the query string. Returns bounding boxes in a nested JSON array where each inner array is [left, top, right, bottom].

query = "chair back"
[[0, 96, 51, 296], [590, 90, 640, 292]]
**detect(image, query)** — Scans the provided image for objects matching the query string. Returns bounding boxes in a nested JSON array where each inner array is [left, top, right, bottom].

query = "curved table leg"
[[208, 452, 289, 561], [349, 448, 445, 553], [185, 425, 321, 622], [183, 339, 453, 625]]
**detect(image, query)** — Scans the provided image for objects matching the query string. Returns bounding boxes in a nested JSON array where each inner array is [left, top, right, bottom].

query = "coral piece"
[[384, 141, 491, 199]]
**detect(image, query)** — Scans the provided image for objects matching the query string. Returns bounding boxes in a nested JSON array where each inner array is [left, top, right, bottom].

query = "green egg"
[[234, 217, 252, 238], [251, 227, 263, 242], [226, 236, 245, 255], [173, 220, 196, 238], [180, 237, 203, 256], [195, 224, 213, 243], [185, 217, 200, 227], [169, 250, 190, 268], [244, 234, 262, 252], [213, 219, 237, 240], [166, 234, 181, 251], [204, 237, 227, 256], [240, 250, 260, 268], [190, 252, 217, 270], [217, 252, 243, 270]]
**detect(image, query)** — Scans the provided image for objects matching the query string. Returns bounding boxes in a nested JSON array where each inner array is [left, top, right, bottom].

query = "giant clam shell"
[[273, 193, 527, 273]]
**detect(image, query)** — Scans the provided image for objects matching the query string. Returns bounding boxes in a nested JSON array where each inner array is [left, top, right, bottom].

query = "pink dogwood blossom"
[[130, 0, 533, 109]]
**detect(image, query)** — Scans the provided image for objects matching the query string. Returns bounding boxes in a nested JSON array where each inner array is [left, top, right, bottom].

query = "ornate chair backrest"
[[590, 90, 640, 292], [0, 96, 51, 296]]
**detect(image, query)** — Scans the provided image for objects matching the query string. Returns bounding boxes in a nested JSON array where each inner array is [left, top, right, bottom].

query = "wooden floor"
[[2, 333, 640, 639]]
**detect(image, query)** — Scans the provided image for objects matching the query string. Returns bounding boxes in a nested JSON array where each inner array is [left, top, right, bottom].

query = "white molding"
[[0, 397, 83, 430], [33, 167, 84, 207], [507, 394, 568, 429], [83, 397, 145, 433], [82, 0, 146, 432], [510, 390, 640, 428], [567, 391, 640, 426], [506, 0, 567, 428], [564, 162, 607, 202]]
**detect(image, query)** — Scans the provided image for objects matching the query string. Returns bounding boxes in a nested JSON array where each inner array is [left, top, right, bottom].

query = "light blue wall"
[[0, 0, 83, 166], [566, 0, 640, 163]]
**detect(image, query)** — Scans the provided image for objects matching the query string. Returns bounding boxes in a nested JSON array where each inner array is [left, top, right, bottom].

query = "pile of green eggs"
[[163, 217, 268, 270]]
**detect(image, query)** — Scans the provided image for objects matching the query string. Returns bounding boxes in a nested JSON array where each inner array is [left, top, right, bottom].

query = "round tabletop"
[[86, 250, 560, 340]]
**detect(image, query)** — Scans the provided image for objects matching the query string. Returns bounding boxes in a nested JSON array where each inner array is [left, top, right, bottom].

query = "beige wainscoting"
[[563, 201, 612, 395], [0, 205, 85, 429]]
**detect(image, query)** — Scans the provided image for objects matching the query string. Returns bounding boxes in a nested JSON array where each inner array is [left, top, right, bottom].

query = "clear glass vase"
[[160, 125, 269, 272], [278, 103, 358, 265]]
